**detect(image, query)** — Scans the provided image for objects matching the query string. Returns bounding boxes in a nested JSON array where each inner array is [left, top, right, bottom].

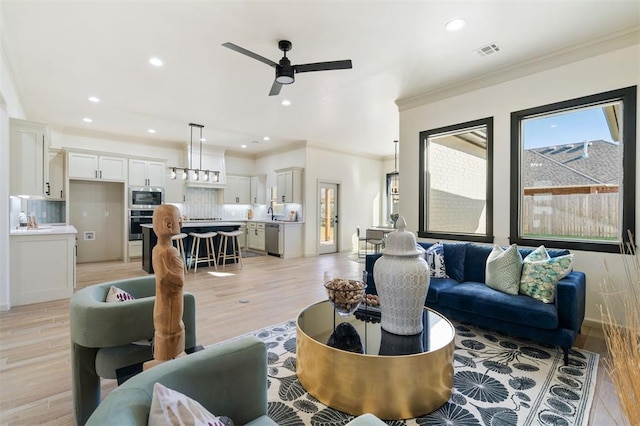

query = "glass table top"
[[297, 300, 455, 356]]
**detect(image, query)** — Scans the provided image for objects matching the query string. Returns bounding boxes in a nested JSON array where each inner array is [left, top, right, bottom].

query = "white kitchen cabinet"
[[10, 228, 76, 306], [164, 176, 187, 203], [282, 223, 304, 259], [250, 175, 266, 204], [224, 175, 251, 204], [247, 222, 265, 251], [68, 152, 127, 181], [9, 118, 49, 197], [275, 167, 303, 203], [129, 159, 164, 186], [47, 149, 65, 199]]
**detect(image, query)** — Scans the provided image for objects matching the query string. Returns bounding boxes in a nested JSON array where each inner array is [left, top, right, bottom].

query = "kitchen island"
[[141, 222, 243, 273]]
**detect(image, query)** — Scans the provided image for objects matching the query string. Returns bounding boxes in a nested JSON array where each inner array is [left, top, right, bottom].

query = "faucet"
[[267, 206, 274, 221]]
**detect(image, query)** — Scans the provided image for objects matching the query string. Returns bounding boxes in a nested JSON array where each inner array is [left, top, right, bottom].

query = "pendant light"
[[169, 123, 220, 182]]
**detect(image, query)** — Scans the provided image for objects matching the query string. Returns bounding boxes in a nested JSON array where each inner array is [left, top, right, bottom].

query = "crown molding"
[[396, 27, 640, 111], [56, 125, 186, 150]]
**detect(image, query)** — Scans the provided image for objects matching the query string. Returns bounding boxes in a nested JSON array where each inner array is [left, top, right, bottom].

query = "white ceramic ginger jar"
[[373, 216, 430, 335]]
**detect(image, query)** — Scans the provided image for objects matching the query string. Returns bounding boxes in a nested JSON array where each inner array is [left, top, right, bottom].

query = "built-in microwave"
[[129, 187, 164, 209]]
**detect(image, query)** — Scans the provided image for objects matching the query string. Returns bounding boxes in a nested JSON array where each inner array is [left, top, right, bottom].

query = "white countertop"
[[10, 225, 78, 236], [142, 221, 244, 228], [247, 219, 304, 224]]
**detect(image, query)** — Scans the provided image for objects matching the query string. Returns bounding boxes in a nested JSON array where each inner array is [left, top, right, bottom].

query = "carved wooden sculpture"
[[149, 204, 185, 364]]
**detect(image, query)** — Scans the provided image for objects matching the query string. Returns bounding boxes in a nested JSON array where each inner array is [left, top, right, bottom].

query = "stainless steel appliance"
[[265, 223, 280, 256], [129, 209, 154, 241], [129, 187, 164, 209]]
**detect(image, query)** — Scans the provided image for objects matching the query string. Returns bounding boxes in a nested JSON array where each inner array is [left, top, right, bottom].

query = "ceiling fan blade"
[[269, 80, 282, 96], [294, 60, 353, 73], [222, 42, 278, 68]]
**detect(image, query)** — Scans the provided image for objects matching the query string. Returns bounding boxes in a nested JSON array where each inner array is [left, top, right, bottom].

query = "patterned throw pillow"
[[425, 242, 447, 278], [485, 244, 523, 295], [519, 246, 573, 303], [105, 286, 135, 302], [148, 382, 232, 426]]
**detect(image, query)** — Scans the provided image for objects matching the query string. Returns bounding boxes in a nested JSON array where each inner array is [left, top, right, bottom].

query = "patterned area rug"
[[242, 320, 598, 425]]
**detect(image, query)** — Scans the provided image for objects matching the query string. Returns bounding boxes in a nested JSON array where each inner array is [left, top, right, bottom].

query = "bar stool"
[[171, 233, 188, 274], [217, 230, 243, 269], [188, 232, 218, 273]]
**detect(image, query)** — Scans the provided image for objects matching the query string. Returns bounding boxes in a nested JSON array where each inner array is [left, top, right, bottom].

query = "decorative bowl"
[[324, 278, 367, 317]]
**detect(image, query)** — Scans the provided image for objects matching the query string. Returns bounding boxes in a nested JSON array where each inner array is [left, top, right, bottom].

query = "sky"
[[523, 105, 615, 149]]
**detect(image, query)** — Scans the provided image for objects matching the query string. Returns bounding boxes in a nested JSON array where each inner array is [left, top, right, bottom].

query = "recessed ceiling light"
[[445, 18, 466, 32], [82, 117, 92, 123], [88, 96, 100, 103], [149, 57, 163, 67], [200, 138, 206, 142], [148, 129, 156, 134], [263, 136, 270, 141], [241, 144, 247, 149], [281, 100, 291, 106]]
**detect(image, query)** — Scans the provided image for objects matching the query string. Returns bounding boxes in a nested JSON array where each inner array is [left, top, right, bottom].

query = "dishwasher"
[[265, 223, 280, 257]]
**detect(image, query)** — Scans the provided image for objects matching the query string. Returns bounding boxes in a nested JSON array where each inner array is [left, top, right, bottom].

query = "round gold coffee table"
[[296, 300, 455, 420]]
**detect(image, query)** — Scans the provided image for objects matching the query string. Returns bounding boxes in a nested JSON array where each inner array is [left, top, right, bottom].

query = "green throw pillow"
[[485, 244, 523, 295], [519, 246, 573, 303]]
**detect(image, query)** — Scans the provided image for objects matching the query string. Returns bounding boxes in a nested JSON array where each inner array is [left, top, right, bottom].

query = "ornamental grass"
[[600, 232, 640, 425]]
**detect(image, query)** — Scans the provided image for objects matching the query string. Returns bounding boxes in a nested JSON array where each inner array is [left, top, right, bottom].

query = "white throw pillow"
[[485, 244, 523, 295], [148, 382, 226, 426], [105, 286, 135, 302]]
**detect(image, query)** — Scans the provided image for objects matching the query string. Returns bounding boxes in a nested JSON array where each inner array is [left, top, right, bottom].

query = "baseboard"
[[0, 303, 11, 312], [582, 317, 603, 331]]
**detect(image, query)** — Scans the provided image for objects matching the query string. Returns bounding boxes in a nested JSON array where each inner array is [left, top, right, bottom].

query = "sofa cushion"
[[518, 246, 570, 259], [425, 242, 447, 278], [442, 243, 467, 282], [520, 247, 574, 304], [463, 243, 493, 283], [485, 244, 523, 295], [438, 282, 558, 330], [425, 278, 459, 304]]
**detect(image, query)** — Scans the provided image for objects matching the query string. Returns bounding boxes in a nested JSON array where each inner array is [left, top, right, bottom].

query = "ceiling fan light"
[[276, 74, 294, 84]]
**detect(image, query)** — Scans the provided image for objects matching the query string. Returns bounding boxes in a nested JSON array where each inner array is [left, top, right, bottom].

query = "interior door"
[[318, 182, 338, 254]]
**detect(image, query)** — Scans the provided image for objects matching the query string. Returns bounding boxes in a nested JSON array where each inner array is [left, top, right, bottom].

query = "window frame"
[[509, 86, 637, 253], [418, 117, 494, 243]]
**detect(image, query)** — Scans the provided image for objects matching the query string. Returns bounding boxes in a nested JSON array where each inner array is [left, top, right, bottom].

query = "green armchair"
[[70, 276, 196, 425], [86, 336, 276, 425]]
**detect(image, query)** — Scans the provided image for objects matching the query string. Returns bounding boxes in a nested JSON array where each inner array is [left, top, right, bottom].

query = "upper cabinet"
[[275, 167, 303, 203], [68, 152, 127, 181], [129, 159, 164, 187], [223, 175, 251, 204], [250, 175, 266, 205], [9, 118, 50, 197], [48, 149, 65, 199]]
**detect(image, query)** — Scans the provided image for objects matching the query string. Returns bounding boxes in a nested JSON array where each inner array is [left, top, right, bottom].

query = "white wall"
[[0, 20, 27, 310], [304, 146, 384, 256], [398, 44, 640, 325]]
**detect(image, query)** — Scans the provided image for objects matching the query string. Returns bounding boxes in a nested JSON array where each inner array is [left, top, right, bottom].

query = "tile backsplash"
[[27, 199, 66, 224], [172, 187, 303, 221]]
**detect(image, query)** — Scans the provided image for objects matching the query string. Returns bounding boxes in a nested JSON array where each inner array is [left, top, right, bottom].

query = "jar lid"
[[381, 216, 424, 256]]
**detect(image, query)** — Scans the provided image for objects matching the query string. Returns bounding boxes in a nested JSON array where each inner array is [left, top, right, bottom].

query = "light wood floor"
[[0, 253, 625, 425]]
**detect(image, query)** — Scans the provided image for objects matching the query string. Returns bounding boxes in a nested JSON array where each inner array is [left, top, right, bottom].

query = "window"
[[510, 86, 636, 253], [419, 117, 494, 242]]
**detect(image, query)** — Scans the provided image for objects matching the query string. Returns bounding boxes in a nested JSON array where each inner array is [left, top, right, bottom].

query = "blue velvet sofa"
[[365, 242, 586, 365]]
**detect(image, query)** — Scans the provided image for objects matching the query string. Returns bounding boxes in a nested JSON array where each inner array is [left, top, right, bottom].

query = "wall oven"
[[129, 187, 164, 209], [129, 209, 155, 241]]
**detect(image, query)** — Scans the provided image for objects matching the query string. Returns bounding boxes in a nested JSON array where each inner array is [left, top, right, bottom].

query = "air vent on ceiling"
[[475, 42, 501, 57]]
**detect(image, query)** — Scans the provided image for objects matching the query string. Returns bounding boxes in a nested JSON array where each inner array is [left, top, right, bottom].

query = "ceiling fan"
[[222, 40, 353, 96]]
